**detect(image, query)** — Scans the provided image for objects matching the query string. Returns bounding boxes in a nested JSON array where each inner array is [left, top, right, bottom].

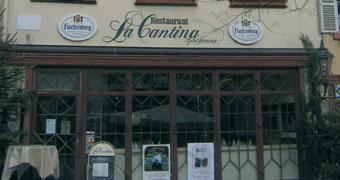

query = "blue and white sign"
[[336, 85, 340, 98], [229, 19, 264, 45], [58, 13, 97, 41]]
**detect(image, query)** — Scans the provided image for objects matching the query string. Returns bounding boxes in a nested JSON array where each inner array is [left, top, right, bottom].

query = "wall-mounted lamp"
[[318, 40, 334, 97]]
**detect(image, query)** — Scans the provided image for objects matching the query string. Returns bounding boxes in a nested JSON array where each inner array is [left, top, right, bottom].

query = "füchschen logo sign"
[[58, 13, 97, 41], [229, 19, 264, 45]]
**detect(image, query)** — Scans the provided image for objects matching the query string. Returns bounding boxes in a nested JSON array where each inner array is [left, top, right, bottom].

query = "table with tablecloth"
[[1, 145, 59, 180]]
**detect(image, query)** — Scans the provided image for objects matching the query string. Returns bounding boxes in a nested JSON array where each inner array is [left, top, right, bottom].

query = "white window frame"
[[319, 0, 339, 33]]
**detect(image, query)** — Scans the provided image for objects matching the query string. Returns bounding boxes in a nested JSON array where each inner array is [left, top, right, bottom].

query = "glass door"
[[34, 72, 79, 180], [130, 72, 171, 179], [176, 72, 214, 179], [84, 71, 126, 180], [260, 72, 299, 180], [219, 72, 257, 180]]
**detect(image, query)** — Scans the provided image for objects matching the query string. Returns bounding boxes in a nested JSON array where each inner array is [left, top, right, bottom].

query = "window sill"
[[31, 0, 96, 4], [333, 33, 340, 40], [135, 0, 196, 6], [229, 0, 286, 8]]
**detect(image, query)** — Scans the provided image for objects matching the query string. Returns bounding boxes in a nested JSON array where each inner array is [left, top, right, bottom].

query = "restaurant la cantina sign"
[[57, 12, 264, 46], [102, 11, 221, 46]]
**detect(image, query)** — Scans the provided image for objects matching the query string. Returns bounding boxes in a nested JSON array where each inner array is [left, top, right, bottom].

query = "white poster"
[[142, 144, 170, 180], [86, 131, 95, 153], [188, 143, 214, 180], [45, 119, 56, 134], [92, 163, 109, 177], [17, 14, 41, 30]]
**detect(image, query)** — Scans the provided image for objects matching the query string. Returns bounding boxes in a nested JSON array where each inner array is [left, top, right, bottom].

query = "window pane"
[[37, 72, 77, 91], [133, 73, 169, 91], [177, 95, 213, 147], [86, 96, 125, 149], [262, 95, 296, 145], [260, 72, 296, 91], [35, 95, 77, 180], [176, 73, 212, 91], [135, 0, 195, 6], [262, 95, 298, 180], [230, 0, 286, 8], [220, 95, 257, 180], [220, 96, 256, 146], [87, 72, 125, 92], [31, 0, 96, 3], [132, 95, 170, 145], [338, 0, 340, 29], [220, 73, 254, 91]]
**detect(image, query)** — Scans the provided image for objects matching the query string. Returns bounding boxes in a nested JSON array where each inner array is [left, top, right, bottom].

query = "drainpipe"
[[1, 0, 9, 40]]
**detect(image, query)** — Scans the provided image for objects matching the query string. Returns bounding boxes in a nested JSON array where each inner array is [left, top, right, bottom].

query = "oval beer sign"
[[58, 13, 97, 41], [229, 19, 264, 45]]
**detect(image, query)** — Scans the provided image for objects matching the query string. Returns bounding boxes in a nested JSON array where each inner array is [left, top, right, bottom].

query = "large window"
[[260, 72, 298, 180], [338, 0, 340, 29], [31, 0, 96, 4], [135, 0, 196, 6], [32, 69, 299, 180], [229, 0, 286, 8], [220, 73, 257, 180]]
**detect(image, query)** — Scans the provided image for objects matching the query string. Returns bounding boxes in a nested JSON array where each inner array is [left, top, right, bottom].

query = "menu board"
[[87, 142, 115, 180]]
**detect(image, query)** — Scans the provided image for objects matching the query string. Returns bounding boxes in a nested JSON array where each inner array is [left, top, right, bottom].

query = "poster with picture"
[[86, 131, 95, 153], [142, 144, 170, 180], [188, 143, 214, 180]]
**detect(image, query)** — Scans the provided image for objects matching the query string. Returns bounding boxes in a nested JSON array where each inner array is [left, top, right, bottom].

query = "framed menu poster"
[[87, 142, 115, 180], [187, 143, 214, 180]]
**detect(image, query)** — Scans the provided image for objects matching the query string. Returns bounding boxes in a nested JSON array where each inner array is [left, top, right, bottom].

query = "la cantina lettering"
[[92, 147, 114, 154], [103, 12, 199, 43]]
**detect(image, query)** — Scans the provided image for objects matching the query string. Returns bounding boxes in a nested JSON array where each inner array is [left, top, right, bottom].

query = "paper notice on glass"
[[45, 119, 56, 134], [61, 121, 71, 134], [92, 163, 109, 177], [188, 143, 214, 180], [142, 144, 171, 180]]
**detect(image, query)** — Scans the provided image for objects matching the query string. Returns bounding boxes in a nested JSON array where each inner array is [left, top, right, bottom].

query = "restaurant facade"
[[2, 0, 323, 179]]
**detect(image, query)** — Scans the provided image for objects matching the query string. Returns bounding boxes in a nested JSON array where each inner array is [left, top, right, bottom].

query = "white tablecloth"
[[1, 145, 59, 180]]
